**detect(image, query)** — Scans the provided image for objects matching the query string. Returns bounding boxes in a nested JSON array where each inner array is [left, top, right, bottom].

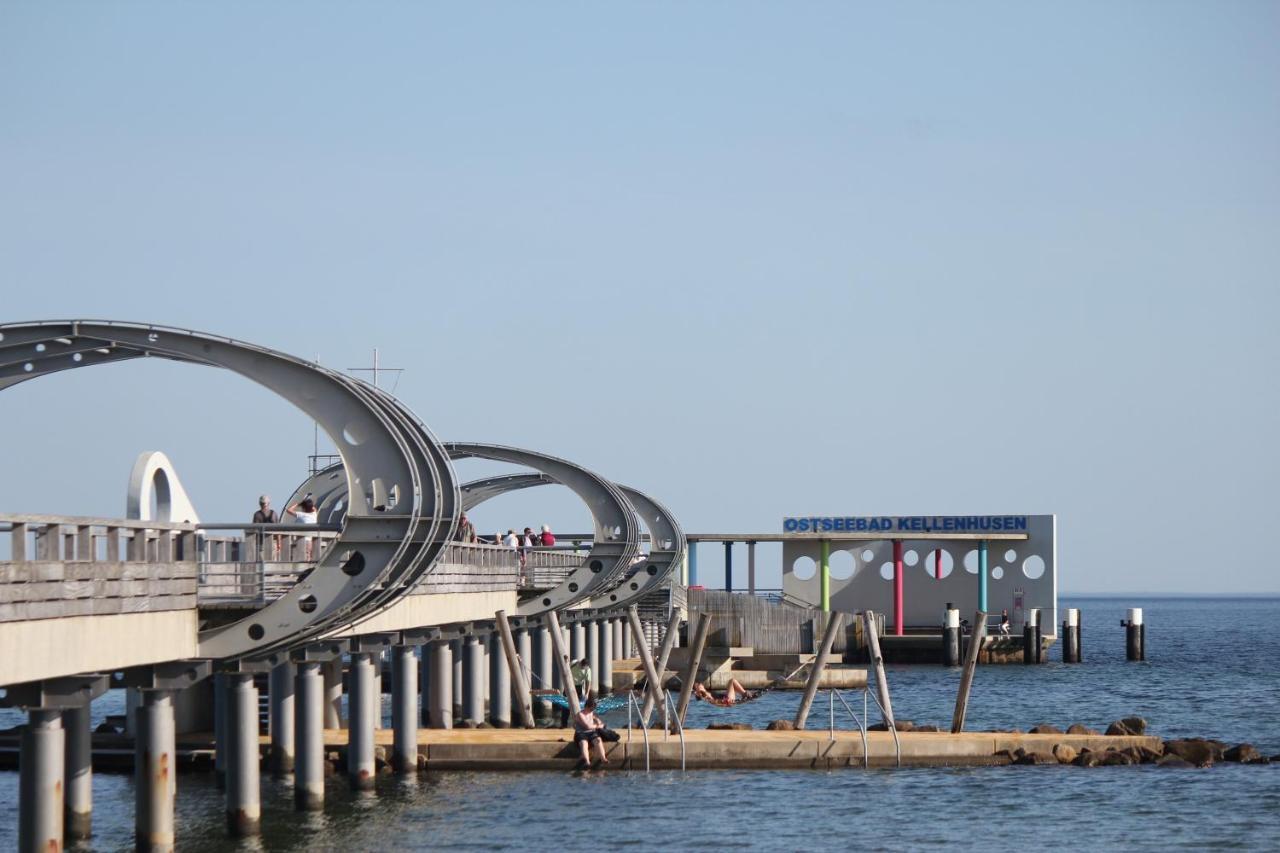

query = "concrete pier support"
[[463, 637, 486, 725], [347, 652, 376, 790], [294, 662, 325, 811], [533, 627, 553, 718], [587, 620, 601, 691], [429, 640, 453, 729], [515, 627, 532, 721], [19, 709, 63, 853], [571, 622, 585, 662], [213, 673, 227, 790], [323, 658, 344, 730], [450, 639, 464, 719], [391, 645, 418, 772], [488, 633, 511, 727], [135, 691, 176, 852], [225, 674, 261, 837], [372, 652, 383, 727], [269, 661, 295, 777], [610, 619, 622, 665], [622, 617, 633, 658], [64, 702, 92, 841], [418, 645, 432, 727], [601, 618, 614, 692]]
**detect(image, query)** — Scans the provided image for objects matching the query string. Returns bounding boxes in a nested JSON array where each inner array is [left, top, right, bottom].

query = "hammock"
[[541, 692, 631, 714]]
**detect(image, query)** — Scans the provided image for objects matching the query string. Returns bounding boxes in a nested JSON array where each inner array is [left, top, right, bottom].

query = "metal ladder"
[[827, 687, 900, 768], [625, 689, 686, 772]]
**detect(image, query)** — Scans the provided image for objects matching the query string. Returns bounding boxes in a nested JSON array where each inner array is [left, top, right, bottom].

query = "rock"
[[1066, 724, 1099, 736], [869, 720, 914, 732], [1105, 717, 1147, 736], [1075, 750, 1105, 768], [707, 722, 752, 731], [993, 749, 1017, 764], [1156, 755, 1195, 768], [1030, 724, 1064, 735], [766, 719, 795, 731], [1224, 744, 1261, 763], [1163, 739, 1223, 767], [1101, 750, 1134, 766], [1052, 744, 1078, 764], [913, 725, 941, 733], [94, 722, 118, 734], [1014, 751, 1057, 765], [1247, 756, 1271, 765]]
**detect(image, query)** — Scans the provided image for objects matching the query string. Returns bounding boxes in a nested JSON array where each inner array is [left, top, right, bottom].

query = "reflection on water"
[[1, 597, 1278, 850]]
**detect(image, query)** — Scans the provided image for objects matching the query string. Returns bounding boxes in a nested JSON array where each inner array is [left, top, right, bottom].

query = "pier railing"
[[523, 548, 583, 589], [0, 514, 198, 622]]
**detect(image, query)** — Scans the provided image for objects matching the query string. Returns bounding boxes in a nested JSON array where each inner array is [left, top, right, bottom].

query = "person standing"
[[540, 524, 556, 547], [286, 495, 319, 559], [253, 495, 281, 558], [455, 513, 476, 543]]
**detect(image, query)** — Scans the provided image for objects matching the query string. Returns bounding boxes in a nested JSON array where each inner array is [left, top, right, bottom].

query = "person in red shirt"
[[540, 524, 556, 547]]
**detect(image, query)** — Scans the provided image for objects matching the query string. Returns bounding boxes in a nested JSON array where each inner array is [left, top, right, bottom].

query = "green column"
[[820, 539, 831, 612]]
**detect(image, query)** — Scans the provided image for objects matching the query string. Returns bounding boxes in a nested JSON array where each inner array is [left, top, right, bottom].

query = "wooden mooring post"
[[544, 611, 580, 719], [862, 611, 895, 729], [950, 610, 987, 733], [642, 610, 682, 724], [495, 611, 536, 728], [674, 613, 712, 725], [793, 611, 844, 730]]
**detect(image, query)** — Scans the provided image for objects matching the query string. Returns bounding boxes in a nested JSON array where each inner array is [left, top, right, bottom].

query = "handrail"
[[826, 687, 876, 769], [664, 691, 686, 772], [865, 687, 901, 767], [626, 691, 650, 773]]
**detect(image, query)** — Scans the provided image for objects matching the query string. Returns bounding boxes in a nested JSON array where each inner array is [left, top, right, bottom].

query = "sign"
[[782, 515, 1029, 533]]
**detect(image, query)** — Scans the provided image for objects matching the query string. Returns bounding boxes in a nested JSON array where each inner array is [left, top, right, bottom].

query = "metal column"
[[820, 539, 831, 612], [18, 709, 63, 853], [450, 639, 464, 718], [515, 627, 533, 722], [294, 662, 324, 811], [488, 633, 511, 727], [570, 622, 585, 663], [135, 691, 176, 851], [213, 674, 227, 790], [64, 703, 92, 841], [587, 620, 601, 691], [601, 617, 614, 692], [418, 644, 432, 727], [724, 541, 733, 591], [225, 674, 261, 837], [428, 640, 453, 729], [462, 637, 486, 725], [533, 627, 552, 718], [978, 541, 989, 613], [269, 661, 295, 777], [347, 652, 376, 790], [747, 541, 757, 595], [323, 657, 344, 730], [391, 645, 419, 772], [893, 540, 904, 636], [688, 542, 698, 586]]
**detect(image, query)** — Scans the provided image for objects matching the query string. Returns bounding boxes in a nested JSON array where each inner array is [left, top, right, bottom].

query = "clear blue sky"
[[1, 2, 1276, 593]]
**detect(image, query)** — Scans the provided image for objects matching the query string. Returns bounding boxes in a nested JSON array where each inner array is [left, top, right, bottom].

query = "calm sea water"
[[2, 596, 1278, 851]]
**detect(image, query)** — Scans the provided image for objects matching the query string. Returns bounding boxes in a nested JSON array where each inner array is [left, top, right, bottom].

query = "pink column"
[[893, 540, 904, 636], [935, 549, 943, 580]]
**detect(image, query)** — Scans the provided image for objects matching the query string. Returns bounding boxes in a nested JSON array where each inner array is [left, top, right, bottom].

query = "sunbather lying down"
[[692, 677, 758, 706]]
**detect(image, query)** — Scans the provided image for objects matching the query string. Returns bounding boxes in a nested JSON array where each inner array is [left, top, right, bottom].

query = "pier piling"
[[627, 606, 665, 715], [269, 661, 295, 777], [322, 658, 343, 730], [1124, 608, 1145, 661], [545, 611, 581, 719], [675, 612, 712, 725], [293, 662, 325, 811], [950, 611, 987, 733], [942, 608, 962, 667], [213, 674, 227, 790], [862, 611, 895, 728], [391, 645, 419, 770], [794, 612, 844, 729], [532, 627, 552, 719], [135, 690, 176, 851], [587, 620, 601, 694], [1062, 608, 1082, 663], [64, 702, 93, 841], [225, 674, 261, 836], [19, 709, 63, 853], [600, 618, 614, 693], [642, 610, 682, 723], [463, 637, 486, 725], [488, 633, 512, 728], [347, 652, 376, 790], [495, 612, 535, 728], [428, 640, 453, 729], [514, 627, 533, 722]]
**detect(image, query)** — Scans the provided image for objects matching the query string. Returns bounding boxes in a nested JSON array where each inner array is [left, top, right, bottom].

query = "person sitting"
[[573, 697, 609, 767], [692, 677, 756, 706], [998, 609, 1011, 636]]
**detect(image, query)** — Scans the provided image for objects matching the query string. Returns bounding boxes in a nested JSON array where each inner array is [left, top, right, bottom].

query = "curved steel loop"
[[442, 443, 640, 615], [587, 484, 685, 609], [0, 320, 455, 658]]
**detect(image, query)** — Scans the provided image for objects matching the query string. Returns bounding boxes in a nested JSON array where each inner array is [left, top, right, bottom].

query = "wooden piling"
[[674, 613, 712, 725], [950, 610, 987, 733], [626, 606, 666, 715], [544, 611, 580, 719], [495, 611, 536, 728], [862, 611, 895, 729], [793, 612, 844, 730], [641, 610, 682, 723]]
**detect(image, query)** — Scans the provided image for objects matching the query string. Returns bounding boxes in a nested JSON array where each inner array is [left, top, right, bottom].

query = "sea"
[[2, 595, 1278, 851]]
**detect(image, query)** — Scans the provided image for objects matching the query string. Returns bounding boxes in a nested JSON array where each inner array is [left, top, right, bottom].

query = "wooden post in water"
[[674, 613, 712, 725], [642, 610, 682, 723], [626, 606, 666, 715], [950, 610, 987, 733], [793, 611, 845, 729], [495, 611, 536, 728], [544, 611, 580, 720], [862, 611, 895, 729]]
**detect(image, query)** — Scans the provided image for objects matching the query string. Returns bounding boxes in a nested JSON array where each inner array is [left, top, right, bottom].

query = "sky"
[[1, 1, 1276, 594]]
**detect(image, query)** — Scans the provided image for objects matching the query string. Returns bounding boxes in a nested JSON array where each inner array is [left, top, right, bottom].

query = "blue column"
[[724, 542, 733, 592], [689, 543, 698, 586], [978, 540, 989, 613]]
